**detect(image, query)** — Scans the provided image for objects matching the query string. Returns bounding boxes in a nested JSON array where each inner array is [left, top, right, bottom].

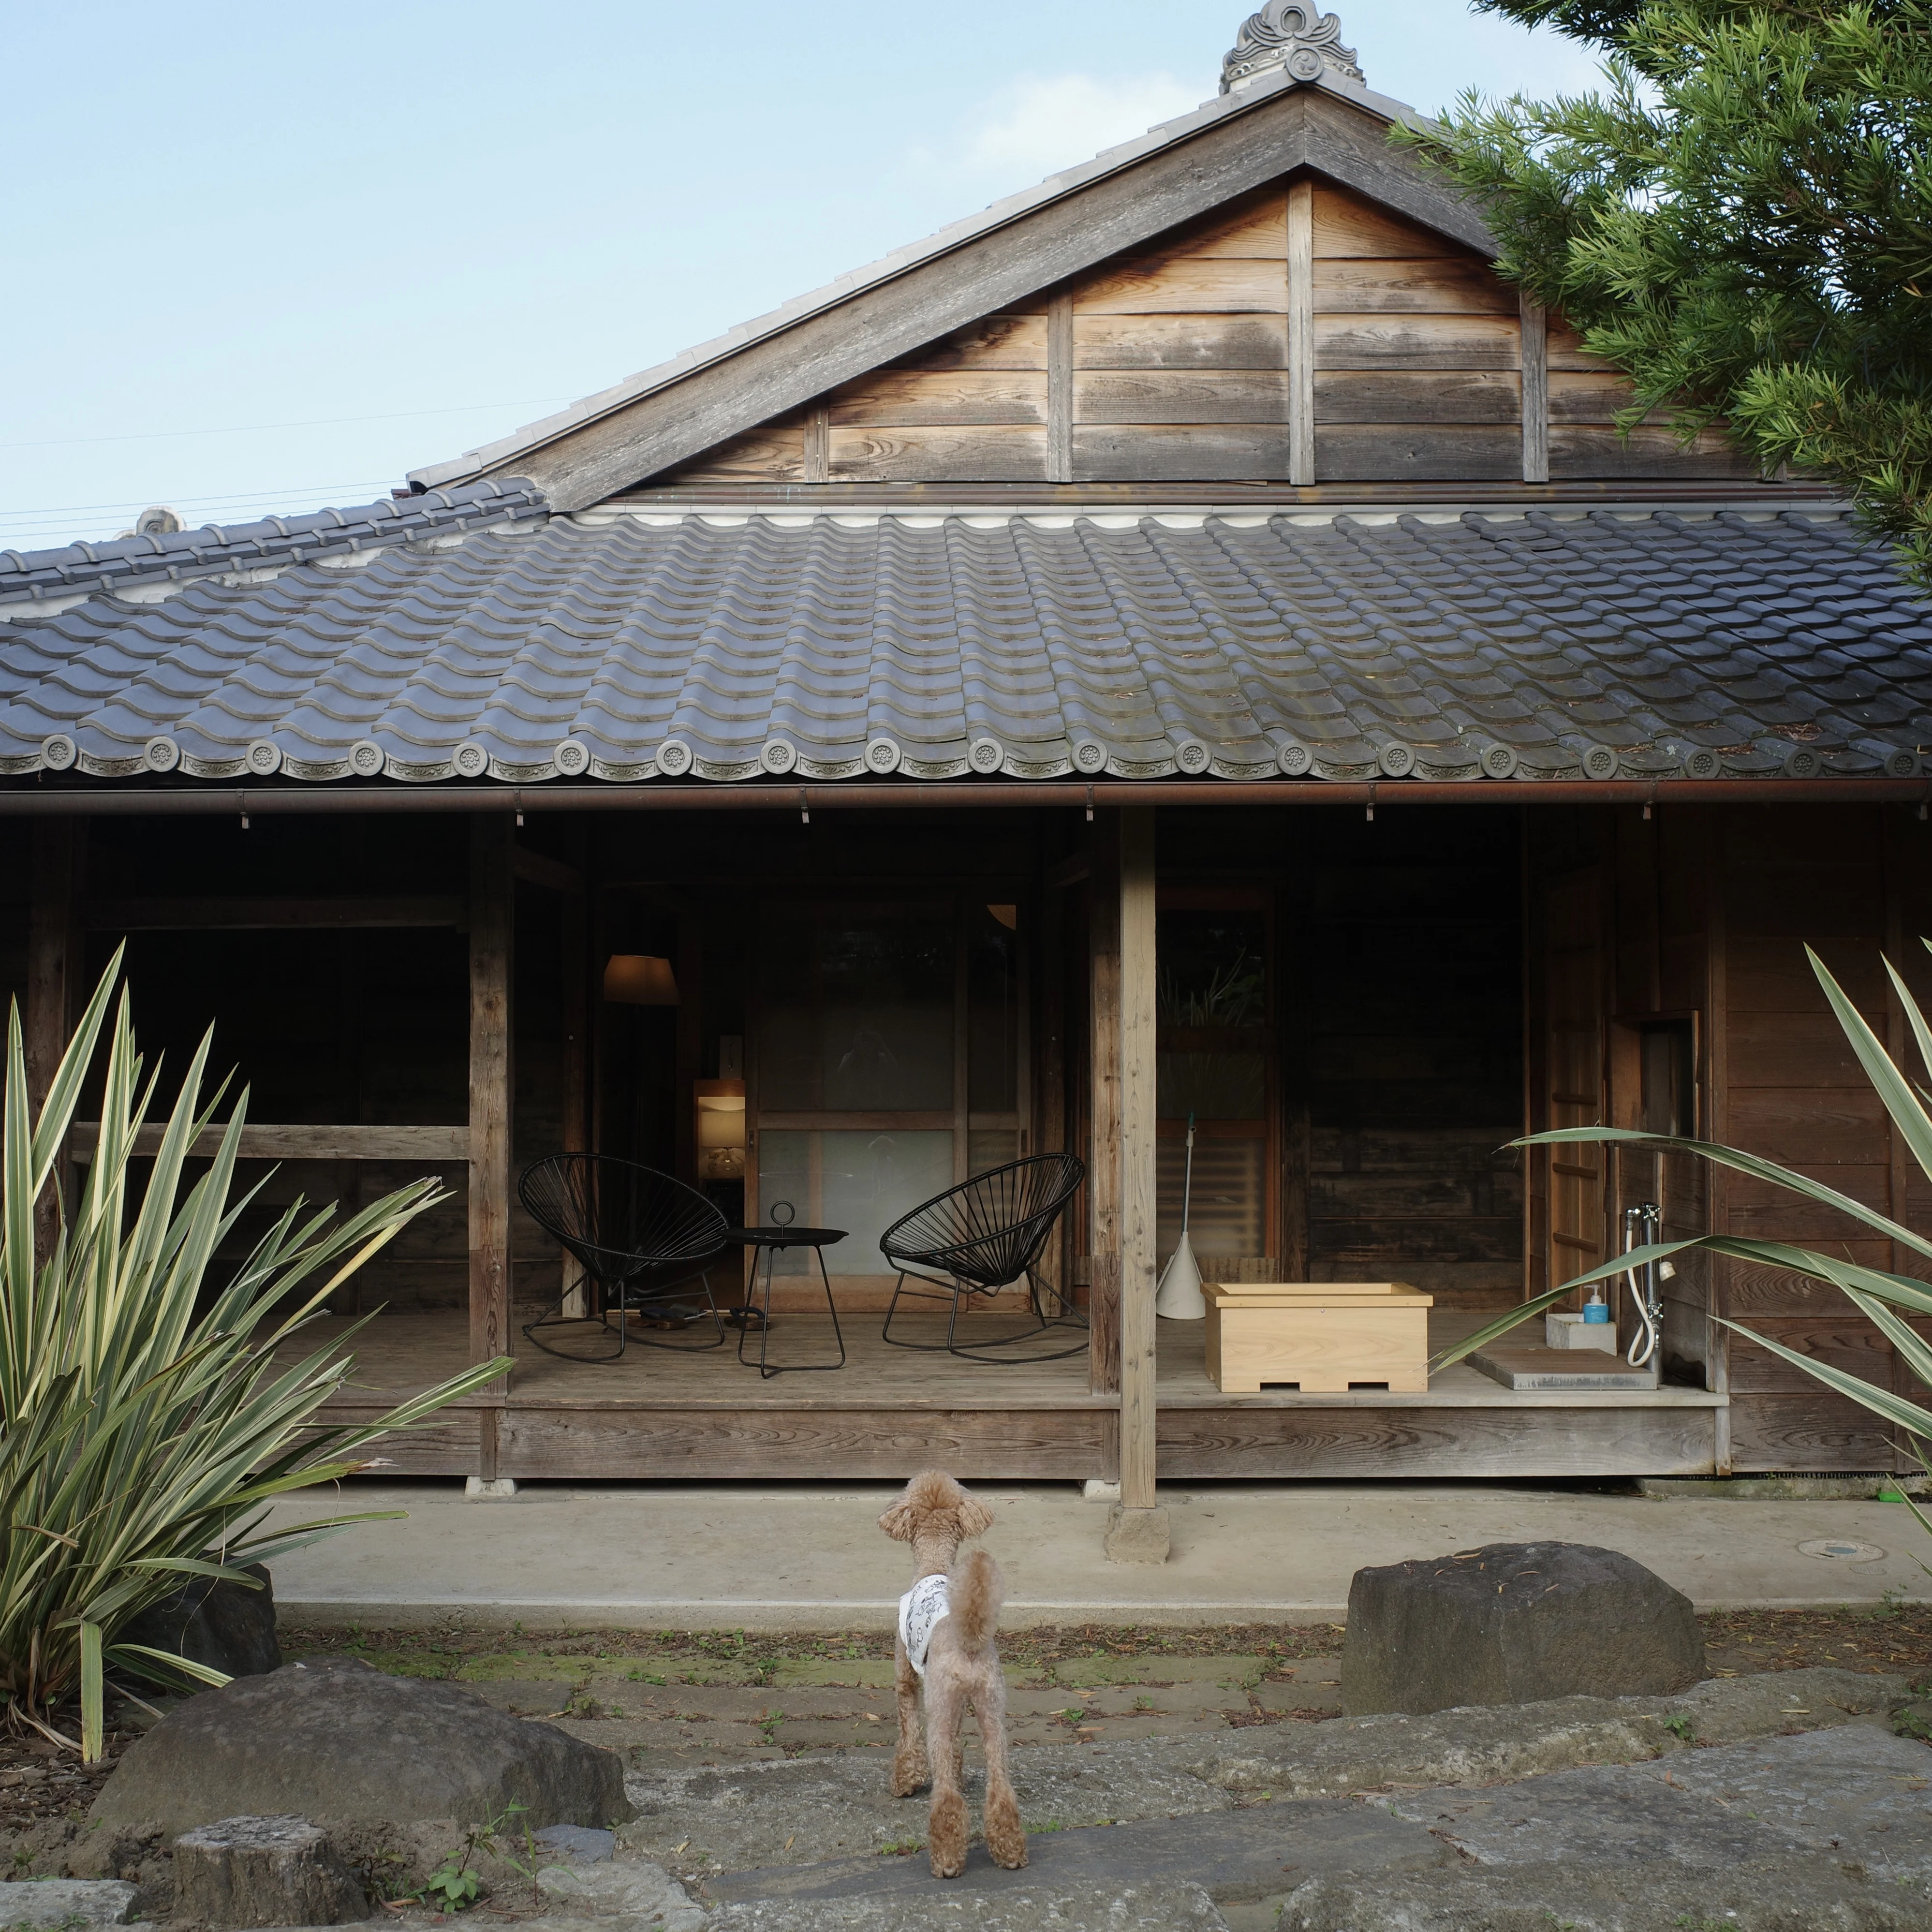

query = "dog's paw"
[[889, 1747, 929, 1799], [985, 1793, 1028, 1871], [928, 1790, 969, 1879]]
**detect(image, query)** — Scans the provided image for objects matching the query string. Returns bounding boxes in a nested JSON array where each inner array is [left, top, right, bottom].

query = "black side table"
[[723, 1206, 847, 1377]]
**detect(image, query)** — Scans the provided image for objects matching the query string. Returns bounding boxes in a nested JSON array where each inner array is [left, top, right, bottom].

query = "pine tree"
[[1395, 0, 1932, 584]]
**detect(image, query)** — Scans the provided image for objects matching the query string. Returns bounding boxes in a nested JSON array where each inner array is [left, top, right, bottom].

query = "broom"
[[1155, 1112, 1207, 1320]]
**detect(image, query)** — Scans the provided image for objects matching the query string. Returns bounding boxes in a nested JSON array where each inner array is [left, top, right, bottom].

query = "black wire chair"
[[879, 1152, 1088, 1363], [519, 1154, 729, 1362]]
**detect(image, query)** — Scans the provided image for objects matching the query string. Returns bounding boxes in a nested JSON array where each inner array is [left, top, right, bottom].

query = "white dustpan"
[[1155, 1115, 1208, 1320]]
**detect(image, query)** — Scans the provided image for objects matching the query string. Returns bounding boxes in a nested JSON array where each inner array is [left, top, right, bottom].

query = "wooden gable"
[[652, 178, 1752, 493]]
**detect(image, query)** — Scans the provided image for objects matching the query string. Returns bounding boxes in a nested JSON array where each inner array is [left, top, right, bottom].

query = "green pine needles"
[[1395, 0, 1932, 585], [0, 952, 510, 1759]]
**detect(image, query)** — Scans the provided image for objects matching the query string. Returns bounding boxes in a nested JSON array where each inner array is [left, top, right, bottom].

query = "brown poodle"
[[878, 1470, 1027, 1879]]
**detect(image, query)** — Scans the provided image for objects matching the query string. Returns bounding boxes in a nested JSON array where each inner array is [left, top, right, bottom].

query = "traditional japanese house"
[[4, 6, 1930, 1548]]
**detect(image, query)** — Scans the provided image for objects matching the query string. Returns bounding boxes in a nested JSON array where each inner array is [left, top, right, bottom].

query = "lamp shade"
[[604, 954, 679, 1005]]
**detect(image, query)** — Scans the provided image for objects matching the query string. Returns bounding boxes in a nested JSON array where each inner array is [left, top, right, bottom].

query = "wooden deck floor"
[[301, 1310, 1724, 1483]]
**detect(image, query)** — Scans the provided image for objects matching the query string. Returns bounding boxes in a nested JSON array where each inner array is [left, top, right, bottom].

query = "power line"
[[0, 398, 572, 452]]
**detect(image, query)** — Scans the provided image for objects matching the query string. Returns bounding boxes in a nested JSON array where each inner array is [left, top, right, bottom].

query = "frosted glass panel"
[[1158, 1136, 1266, 1259], [758, 1129, 955, 1273]]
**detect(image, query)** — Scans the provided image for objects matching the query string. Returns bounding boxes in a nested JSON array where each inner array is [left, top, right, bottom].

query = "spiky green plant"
[[1, 952, 511, 1759], [1437, 942, 1932, 1533]]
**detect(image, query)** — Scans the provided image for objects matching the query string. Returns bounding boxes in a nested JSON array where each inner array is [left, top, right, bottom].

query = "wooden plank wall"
[[664, 180, 1761, 489], [1529, 802, 1932, 1467], [1714, 805, 1924, 1471]]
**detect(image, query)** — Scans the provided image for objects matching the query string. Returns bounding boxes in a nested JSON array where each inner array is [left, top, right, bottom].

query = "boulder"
[[119, 1563, 280, 1683], [1340, 1540, 1706, 1716], [90, 1657, 633, 1838], [0, 1880, 139, 1929], [171, 1815, 368, 1929]]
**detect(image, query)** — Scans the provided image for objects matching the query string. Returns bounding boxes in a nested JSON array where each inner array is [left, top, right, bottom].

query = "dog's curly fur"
[[878, 1470, 1027, 1880]]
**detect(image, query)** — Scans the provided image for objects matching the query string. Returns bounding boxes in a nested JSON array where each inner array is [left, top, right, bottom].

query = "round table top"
[[724, 1225, 848, 1248]]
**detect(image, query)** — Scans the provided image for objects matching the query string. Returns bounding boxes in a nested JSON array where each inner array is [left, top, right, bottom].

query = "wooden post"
[[1088, 815, 1122, 1401], [468, 816, 514, 1388], [1105, 806, 1168, 1562], [27, 819, 85, 1268], [1519, 292, 1549, 485], [674, 911, 702, 1182], [1038, 853, 1067, 1299], [1047, 292, 1074, 485], [559, 826, 589, 1318], [1286, 177, 1315, 487]]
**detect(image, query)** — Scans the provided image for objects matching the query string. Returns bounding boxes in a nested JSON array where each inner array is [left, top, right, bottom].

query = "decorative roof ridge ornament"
[[1221, 1, 1363, 92]]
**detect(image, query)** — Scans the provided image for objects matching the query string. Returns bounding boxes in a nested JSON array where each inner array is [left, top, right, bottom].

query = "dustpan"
[[1155, 1114, 1207, 1320]]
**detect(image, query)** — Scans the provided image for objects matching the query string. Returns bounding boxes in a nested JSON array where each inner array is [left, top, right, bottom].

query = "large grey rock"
[[171, 1815, 368, 1929], [705, 1797, 1445, 1907], [1277, 1855, 1932, 1932], [119, 1564, 279, 1685], [535, 1858, 705, 1929], [0, 1879, 139, 1928], [710, 1880, 1230, 1931], [91, 1657, 632, 1837], [1341, 1540, 1705, 1715]]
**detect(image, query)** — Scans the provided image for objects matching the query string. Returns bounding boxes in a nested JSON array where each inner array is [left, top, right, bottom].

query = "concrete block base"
[[465, 1477, 517, 1500], [1104, 1504, 1170, 1565]]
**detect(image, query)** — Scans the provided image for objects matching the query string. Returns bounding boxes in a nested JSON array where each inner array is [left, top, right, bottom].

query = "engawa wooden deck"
[[302, 1310, 1727, 1483]]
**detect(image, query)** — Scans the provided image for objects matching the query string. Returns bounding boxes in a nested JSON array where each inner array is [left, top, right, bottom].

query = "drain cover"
[[1798, 1538, 1886, 1562]]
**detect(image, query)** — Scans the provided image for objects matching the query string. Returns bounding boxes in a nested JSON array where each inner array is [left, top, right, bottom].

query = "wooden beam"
[[1047, 292, 1074, 484], [70, 1123, 470, 1164], [512, 846, 585, 895], [1519, 292, 1549, 485], [1088, 813, 1123, 1403], [87, 897, 463, 931], [470, 816, 515, 1377], [1286, 177, 1315, 487], [27, 819, 85, 1267], [1117, 806, 1159, 1514]]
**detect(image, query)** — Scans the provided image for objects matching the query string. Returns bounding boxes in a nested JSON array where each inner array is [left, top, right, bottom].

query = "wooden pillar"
[[27, 819, 85, 1268], [674, 913, 703, 1183], [469, 816, 514, 1381], [1106, 806, 1168, 1562], [1038, 854, 1067, 1298], [1088, 814, 1122, 1400], [559, 826, 589, 1318], [1286, 177, 1315, 487]]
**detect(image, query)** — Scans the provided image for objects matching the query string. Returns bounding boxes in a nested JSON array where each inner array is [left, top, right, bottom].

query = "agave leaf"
[[108, 1643, 233, 1691], [79, 1622, 103, 1762], [1720, 1317, 1932, 1439], [1431, 1282, 1582, 1373], [1811, 947, 1932, 1189], [1519, 1124, 1932, 1262]]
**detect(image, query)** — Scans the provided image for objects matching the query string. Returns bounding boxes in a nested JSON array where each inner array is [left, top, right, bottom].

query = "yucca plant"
[[1434, 942, 1932, 1540], [1, 951, 512, 1759]]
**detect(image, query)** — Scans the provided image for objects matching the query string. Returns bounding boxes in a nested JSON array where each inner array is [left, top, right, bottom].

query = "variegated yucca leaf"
[[1, 955, 510, 1758]]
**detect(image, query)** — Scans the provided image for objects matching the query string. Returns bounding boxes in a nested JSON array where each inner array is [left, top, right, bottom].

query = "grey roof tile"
[[0, 501, 1927, 785]]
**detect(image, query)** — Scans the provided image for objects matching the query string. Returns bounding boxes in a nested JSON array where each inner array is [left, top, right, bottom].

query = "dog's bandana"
[[898, 1574, 950, 1678]]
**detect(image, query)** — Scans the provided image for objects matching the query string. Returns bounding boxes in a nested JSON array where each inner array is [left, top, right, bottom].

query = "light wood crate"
[[1201, 1282, 1433, 1394]]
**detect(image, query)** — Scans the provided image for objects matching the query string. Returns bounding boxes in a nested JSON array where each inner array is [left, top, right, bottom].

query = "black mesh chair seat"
[[519, 1154, 729, 1361], [880, 1152, 1087, 1363]]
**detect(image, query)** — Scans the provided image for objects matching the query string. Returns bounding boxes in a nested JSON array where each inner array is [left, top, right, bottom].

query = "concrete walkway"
[[265, 1478, 1931, 1626]]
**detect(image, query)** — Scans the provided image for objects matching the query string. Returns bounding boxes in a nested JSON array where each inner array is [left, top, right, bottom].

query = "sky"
[[1, 1, 1604, 554]]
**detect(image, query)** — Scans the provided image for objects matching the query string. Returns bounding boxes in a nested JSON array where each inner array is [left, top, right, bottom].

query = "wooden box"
[[1202, 1282, 1433, 1394]]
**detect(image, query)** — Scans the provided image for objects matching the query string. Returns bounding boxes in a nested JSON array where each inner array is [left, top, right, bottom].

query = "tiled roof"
[[0, 479, 546, 614], [0, 501, 1925, 786]]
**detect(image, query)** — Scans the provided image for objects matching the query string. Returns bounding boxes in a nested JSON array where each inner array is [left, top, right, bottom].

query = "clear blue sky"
[[2, 1, 1600, 552]]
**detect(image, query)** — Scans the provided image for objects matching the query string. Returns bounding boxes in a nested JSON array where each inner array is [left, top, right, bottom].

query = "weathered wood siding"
[[1527, 803, 1932, 1470], [664, 178, 1761, 490]]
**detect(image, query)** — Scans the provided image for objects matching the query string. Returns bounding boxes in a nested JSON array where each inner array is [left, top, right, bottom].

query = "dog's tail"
[[949, 1547, 1003, 1656]]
